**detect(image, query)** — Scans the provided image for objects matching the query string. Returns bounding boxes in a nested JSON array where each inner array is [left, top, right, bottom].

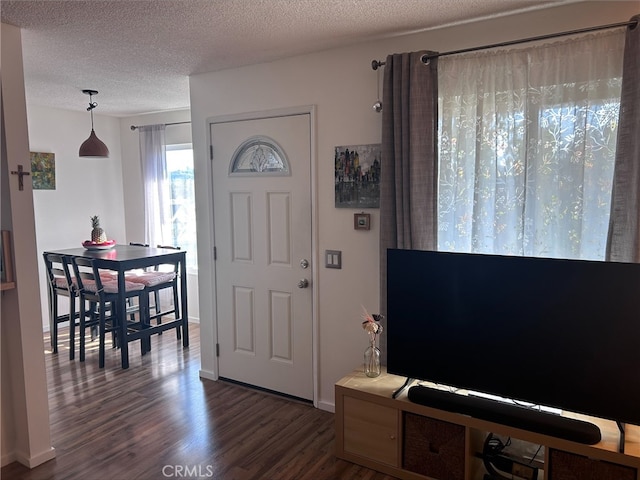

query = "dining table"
[[43, 244, 189, 368]]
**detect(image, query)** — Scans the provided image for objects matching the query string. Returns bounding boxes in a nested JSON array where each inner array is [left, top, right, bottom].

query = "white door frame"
[[205, 105, 318, 406]]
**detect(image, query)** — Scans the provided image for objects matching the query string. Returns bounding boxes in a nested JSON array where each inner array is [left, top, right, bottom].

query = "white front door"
[[211, 112, 313, 401]]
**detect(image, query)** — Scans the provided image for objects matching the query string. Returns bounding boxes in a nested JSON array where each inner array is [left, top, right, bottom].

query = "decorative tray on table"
[[82, 239, 116, 251]]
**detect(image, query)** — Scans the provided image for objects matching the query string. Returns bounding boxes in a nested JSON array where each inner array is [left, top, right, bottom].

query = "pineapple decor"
[[90, 215, 107, 244]]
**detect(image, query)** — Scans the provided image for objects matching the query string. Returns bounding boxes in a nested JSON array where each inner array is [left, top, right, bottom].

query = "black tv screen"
[[386, 249, 640, 426]]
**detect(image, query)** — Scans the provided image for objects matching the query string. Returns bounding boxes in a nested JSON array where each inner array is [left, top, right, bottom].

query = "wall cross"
[[10, 164, 31, 191]]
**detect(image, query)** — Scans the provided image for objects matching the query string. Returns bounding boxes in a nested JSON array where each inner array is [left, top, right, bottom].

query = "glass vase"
[[364, 340, 381, 377]]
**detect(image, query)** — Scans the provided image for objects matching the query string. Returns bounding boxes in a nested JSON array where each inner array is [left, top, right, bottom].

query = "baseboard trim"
[[317, 400, 335, 413], [10, 446, 56, 469], [199, 369, 217, 381]]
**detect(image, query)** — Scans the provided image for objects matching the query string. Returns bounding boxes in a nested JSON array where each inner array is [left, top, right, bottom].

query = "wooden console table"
[[335, 368, 640, 480]]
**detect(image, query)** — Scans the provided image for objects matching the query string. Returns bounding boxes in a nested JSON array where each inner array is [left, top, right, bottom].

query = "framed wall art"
[[30, 152, 56, 190], [1, 230, 15, 289], [335, 143, 381, 208], [354, 212, 371, 230]]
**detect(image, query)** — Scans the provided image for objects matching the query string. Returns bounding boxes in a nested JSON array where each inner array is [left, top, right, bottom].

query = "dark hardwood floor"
[[2, 323, 398, 480]]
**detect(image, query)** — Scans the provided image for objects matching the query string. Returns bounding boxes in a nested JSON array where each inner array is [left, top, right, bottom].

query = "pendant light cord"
[[87, 92, 98, 130]]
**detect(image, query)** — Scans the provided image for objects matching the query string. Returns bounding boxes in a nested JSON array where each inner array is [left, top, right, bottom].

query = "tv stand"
[[335, 368, 640, 480]]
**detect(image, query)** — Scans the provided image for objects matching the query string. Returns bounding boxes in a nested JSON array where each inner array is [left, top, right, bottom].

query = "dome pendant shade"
[[79, 89, 109, 158], [79, 129, 110, 157]]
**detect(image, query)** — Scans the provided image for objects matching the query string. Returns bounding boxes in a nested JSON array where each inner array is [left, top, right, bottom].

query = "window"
[[437, 30, 625, 260], [229, 136, 290, 175], [166, 144, 197, 270]]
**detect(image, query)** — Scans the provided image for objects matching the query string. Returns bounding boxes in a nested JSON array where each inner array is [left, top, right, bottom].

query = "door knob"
[[298, 279, 309, 288]]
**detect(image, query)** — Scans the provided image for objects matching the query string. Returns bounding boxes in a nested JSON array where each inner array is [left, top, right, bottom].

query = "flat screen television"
[[386, 249, 640, 427]]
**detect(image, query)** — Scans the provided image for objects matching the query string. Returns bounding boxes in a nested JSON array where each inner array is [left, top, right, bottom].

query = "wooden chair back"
[[129, 242, 149, 247], [70, 256, 104, 297], [43, 252, 74, 293]]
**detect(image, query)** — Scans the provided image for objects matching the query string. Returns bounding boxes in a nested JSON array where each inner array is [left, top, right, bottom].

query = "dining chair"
[[129, 242, 149, 247], [125, 244, 181, 339], [71, 256, 150, 368], [43, 253, 79, 359]]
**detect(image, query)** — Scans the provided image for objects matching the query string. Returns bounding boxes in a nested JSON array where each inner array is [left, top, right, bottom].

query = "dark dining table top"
[[44, 244, 186, 270]]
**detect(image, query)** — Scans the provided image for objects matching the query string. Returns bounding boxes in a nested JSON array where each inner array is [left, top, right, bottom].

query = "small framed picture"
[[1, 230, 15, 285], [354, 212, 371, 230]]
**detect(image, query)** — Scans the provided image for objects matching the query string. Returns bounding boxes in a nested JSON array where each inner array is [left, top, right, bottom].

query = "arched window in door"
[[229, 136, 290, 175]]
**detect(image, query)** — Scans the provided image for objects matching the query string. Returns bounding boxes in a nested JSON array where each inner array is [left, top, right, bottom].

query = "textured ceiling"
[[2, 0, 575, 117]]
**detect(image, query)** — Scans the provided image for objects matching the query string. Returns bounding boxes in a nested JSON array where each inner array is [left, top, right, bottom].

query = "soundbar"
[[408, 385, 602, 445]]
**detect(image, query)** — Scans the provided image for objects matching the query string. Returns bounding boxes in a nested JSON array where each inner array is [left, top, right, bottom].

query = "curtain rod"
[[130, 121, 191, 131], [371, 19, 637, 70]]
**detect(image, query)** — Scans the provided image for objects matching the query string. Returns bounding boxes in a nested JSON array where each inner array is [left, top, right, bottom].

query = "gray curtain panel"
[[606, 16, 640, 263], [379, 51, 438, 361]]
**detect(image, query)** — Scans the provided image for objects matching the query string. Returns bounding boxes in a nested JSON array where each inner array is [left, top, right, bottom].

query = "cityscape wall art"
[[334, 143, 380, 208]]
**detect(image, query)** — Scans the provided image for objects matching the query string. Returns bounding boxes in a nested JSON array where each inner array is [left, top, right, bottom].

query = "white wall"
[[190, 1, 639, 411], [2, 22, 55, 469], [27, 105, 126, 329]]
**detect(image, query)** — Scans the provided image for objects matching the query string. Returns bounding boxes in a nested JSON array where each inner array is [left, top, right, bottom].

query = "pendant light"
[[79, 89, 109, 157]]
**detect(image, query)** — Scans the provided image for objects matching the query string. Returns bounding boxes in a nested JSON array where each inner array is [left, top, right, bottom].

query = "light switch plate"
[[325, 250, 342, 269]]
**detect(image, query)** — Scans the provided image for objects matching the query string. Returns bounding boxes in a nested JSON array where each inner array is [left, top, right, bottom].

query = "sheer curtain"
[[139, 124, 171, 247], [438, 30, 625, 260], [606, 15, 640, 263], [379, 51, 439, 360]]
